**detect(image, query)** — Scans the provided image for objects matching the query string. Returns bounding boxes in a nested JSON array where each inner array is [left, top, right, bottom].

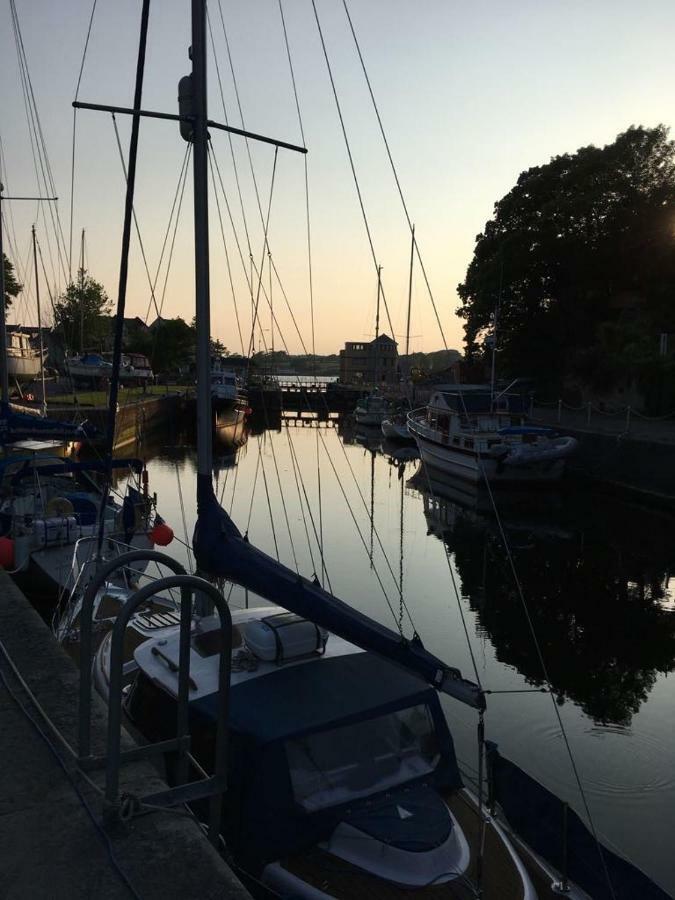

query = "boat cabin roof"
[[134, 605, 438, 742], [430, 390, 528, 415]]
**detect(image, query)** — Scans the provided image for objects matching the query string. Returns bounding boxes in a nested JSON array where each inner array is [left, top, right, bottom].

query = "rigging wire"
[[286, 429, 333, 593], [10, 0, 69, 287], [341, 0, 449, 349], [205, 8, 415, 633], [144, 144, 192, 323], [69, 0, 98, 280], [246, 148, 279, 360], [175, 461, 194, 573], [481, 470, 618, 900], [210, 133, 413, 632], [152, 147, 192, 325], [245, 448, 262, 534], [206, 148, 245, 355], [309, 0, 396, 341], [111, 113, 161, 322], [256, 435, 279, 561]]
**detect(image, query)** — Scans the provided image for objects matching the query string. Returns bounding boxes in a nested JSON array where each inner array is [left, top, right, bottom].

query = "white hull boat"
[[211, 368, 246, 407], [65, 353, 113, 381], [408, 389, 576, 485]]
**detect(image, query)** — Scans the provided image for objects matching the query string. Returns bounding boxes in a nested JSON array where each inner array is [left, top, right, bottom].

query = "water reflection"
[[408, 466, 675, 726]]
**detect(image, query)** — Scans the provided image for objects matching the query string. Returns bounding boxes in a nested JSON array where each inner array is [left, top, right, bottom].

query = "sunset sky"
[[1, 0, 674, 355]]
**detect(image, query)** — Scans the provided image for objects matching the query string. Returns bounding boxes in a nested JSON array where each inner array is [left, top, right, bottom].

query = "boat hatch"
[[137, 609, 183, 630]]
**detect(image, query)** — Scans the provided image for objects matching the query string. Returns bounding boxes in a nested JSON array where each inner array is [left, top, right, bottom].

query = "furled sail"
[[193, 475, 484, 710]]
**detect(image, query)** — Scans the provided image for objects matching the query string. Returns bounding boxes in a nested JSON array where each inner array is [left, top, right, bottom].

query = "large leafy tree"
[[2, 253, 22, 309], [457, 126, 675, 392], [54, 268, 112, 353], [145, 317, 195, 372]]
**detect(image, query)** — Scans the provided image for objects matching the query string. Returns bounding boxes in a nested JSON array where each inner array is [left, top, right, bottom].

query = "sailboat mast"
[[191, 0, 213, 479], [0, 185, 8, 403], [31, 225, 47, 415], [404, 225, 414, 402], [405, 226, 414, 360], [79, 229, 85, 353], [374, 264, 382, 385]]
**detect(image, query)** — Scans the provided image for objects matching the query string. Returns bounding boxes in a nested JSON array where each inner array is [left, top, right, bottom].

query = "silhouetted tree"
[[2, 253, 21, 309], [457, 126, 675, 394], [54, 268, 111, 352]]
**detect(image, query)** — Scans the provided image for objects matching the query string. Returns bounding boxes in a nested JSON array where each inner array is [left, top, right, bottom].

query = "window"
[[286, 704, 440, 812]]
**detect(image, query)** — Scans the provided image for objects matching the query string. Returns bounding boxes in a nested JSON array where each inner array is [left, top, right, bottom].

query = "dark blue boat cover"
[[193, 653, 461, 872], [193, 475, 484, 709], [0, 401, 96, 443], [195, 653, 440, 741], [0, 455, 143, 480], [486, 743, 673, 900]]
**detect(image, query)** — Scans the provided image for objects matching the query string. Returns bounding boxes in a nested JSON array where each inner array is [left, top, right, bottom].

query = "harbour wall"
[[559, 426, 675, 506], [50, 392, 190, 451]]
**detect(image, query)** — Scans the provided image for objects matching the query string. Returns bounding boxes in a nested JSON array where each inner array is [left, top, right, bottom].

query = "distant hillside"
[[399, 349, 461, 372], [250, 348, 461, 376]]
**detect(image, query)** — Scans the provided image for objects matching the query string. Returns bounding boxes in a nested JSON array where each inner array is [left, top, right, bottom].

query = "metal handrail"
[[105, 574, 232, 846], [78, 549, 187, 758]]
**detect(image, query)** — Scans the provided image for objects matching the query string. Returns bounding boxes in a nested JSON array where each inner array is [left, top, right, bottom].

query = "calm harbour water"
[[137, 412, 675, 896]]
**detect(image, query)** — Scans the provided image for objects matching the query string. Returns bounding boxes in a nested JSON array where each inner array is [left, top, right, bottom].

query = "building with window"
[[338, 333, 398, 384]]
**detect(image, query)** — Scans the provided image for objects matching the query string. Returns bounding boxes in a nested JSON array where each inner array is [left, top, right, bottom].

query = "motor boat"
[[407, 389, 577, 484]]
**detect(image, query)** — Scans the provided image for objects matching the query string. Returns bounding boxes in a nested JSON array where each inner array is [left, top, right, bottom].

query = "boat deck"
[[281, 788, 562, 899]]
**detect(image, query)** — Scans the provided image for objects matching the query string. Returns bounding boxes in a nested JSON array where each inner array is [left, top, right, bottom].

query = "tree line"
[[457, 125, 675, 409]]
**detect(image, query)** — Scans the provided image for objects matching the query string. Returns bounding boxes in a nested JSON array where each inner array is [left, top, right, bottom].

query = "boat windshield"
[[285, 703, 440, 812]]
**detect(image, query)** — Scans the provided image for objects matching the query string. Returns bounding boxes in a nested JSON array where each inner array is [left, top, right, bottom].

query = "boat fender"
[[149, 517, 174, 546]]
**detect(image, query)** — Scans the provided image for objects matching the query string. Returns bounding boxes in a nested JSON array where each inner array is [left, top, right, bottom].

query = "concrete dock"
[[531, 404, 675, 505], [0, 571, 251, 900]]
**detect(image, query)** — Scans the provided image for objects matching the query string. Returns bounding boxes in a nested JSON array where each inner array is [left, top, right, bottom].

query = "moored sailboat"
[[72, 4, 672, 899]]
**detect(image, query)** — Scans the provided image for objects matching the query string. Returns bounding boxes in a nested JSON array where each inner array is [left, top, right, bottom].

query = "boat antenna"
[[31, 225, 47, 415]]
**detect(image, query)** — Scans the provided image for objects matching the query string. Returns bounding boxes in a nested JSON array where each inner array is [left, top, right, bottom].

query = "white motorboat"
[[407, 388, 577, 484], [115, 352, 154, 384], [211, 366, 246, 407], [6, 329, 45, 381]]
